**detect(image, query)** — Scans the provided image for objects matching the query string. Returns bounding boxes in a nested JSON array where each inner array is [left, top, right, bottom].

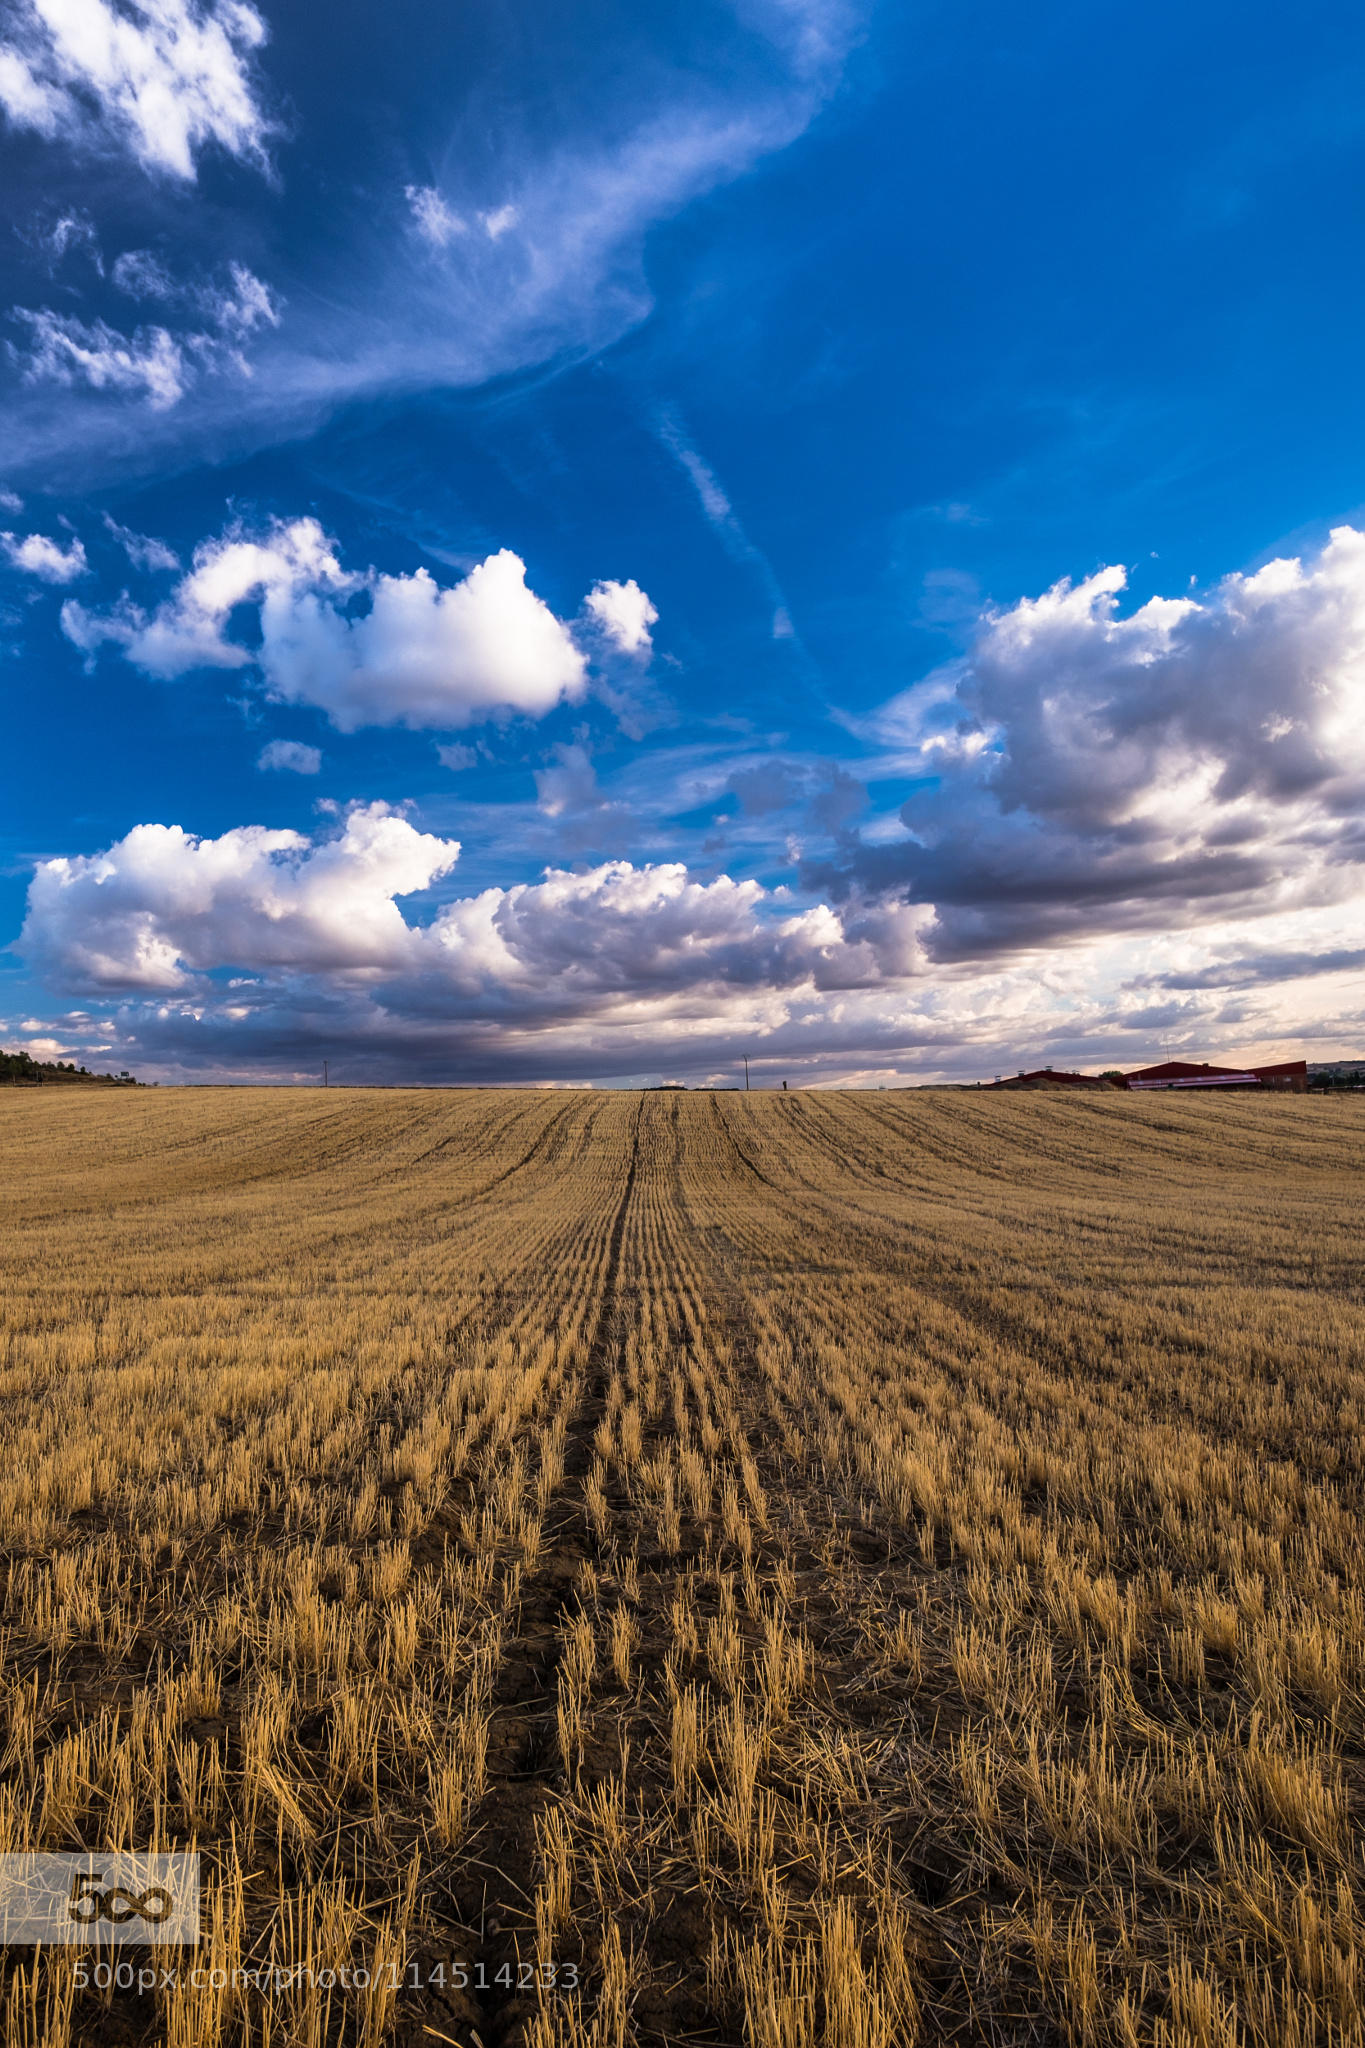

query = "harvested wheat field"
[[0, 1086, 1363, 2048]]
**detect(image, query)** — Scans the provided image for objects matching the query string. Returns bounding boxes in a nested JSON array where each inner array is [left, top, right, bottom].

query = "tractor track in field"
[[438, 1096, 644, 2048]]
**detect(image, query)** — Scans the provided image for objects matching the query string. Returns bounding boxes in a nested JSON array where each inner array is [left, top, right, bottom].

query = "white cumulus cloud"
[[65, 518, 598, 731], [425, 859, 897, 1002], [20, 811, 916, 1027], [21, 805, 1365, 1087], [22, 804, 460, 991], [2, 529, 87, 582], [64, 515, 345, 673], [257, 738, 321, 774], [833, 525, 1365, 960], [23, 517, 1365, 1086], [0, 0, 271, 180], [584, 577, 658, 656], [258, 547, 587, 733]]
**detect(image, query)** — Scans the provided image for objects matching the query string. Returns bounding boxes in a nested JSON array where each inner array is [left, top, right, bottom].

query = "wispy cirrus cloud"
[[9, 306, 189, 407], [109, 252, 279, 339], [8, 262, 280, 411], [101, 514, 178, 573], [654, 406, 798, 641], [1, 4, 863, 483], [404, 185, 465, 249], [17, 207, 101, 271]]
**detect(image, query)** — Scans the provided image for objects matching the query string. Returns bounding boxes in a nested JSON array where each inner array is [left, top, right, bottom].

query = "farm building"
[[985, 1058, 1309, 1092], [1122, 1059, 1307, 1092], [987, 1070, 1120, 1090]]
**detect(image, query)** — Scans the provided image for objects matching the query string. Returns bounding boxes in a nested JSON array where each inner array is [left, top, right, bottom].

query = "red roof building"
[[986, 1069, 1120, 1090], [1122, 1059, 1307, 1092], [982, 1059, 1309, 1092]]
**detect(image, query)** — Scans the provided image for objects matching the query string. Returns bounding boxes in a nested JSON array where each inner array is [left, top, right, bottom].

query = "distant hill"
[[0, 1049, 138, 1087]]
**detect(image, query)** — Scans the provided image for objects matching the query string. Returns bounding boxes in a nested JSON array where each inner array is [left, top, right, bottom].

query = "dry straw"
[[0, 1083, 1360, 2043]]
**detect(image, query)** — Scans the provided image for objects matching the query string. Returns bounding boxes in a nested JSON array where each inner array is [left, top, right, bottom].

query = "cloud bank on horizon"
[[21, 527, 1365, 1083], [4, 0, 1365, 1085]]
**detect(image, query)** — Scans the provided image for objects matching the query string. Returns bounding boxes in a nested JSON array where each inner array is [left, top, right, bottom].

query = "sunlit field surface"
[[1, 1087, 1363, 2048]]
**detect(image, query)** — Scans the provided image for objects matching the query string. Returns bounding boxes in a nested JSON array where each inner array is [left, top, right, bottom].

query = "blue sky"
[[3, 0, 1365, 1084]]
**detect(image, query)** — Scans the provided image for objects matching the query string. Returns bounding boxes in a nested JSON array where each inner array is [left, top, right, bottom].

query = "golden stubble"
[[0, 1084, 1361, 2045]]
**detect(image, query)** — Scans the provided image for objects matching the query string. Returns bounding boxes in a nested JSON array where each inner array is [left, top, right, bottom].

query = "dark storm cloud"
[[819, 532, 1365, 962]]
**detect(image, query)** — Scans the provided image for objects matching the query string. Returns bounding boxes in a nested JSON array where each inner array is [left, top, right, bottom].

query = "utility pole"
[[743, 1056, 750, 1093], [323, 1059, 328, 1088]]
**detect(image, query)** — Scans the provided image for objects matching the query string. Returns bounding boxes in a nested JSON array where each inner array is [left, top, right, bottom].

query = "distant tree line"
[[0, 1049, 136, 1085]]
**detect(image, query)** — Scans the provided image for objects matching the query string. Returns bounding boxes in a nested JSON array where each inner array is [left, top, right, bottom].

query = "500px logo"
[[67, 1872, 176, 1927], [0, 1854, 199, 1946]]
